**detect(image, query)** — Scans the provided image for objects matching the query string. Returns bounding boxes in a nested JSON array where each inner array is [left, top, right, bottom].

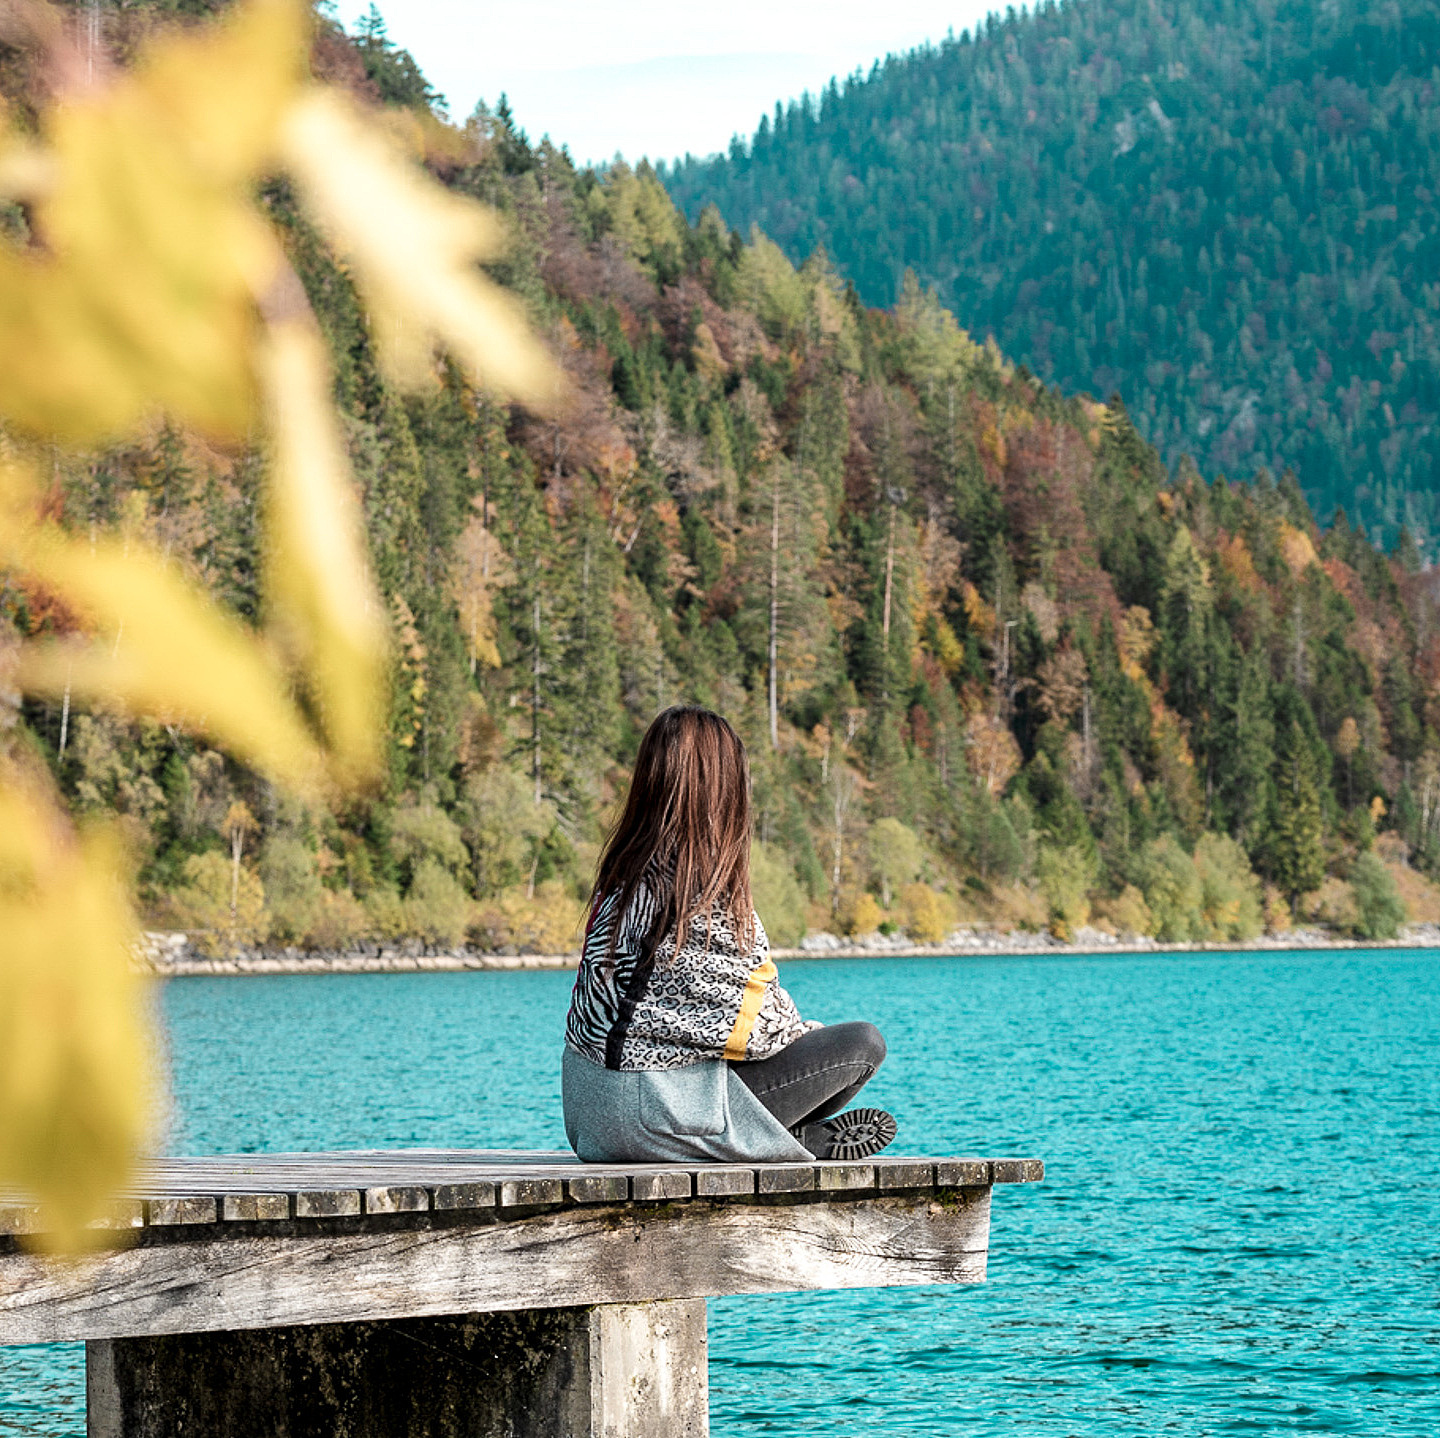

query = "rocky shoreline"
[[135, 924, 1440, 977]]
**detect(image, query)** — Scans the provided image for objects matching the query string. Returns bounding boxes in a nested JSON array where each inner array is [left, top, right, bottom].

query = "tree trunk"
[[881, 503, 896, 651], [58, 668, 71, 760], [229, 830, 242, 933]]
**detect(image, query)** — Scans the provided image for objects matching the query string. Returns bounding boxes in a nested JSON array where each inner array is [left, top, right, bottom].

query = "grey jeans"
[[729, 1021, 887, 1130]]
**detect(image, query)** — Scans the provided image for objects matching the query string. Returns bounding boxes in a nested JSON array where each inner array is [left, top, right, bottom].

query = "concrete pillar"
[[87, 1299, 708, 1438]]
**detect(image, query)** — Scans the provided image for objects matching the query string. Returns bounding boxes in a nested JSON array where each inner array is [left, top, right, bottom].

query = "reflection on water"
[[3, 950, 1438, 1435]]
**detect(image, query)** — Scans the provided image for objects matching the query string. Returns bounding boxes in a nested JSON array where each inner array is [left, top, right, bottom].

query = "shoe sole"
[[798, 1107, 897, 1160]]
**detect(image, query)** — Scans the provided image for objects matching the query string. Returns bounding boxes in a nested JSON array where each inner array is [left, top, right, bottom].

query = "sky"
[[334, 1, 1007, 167]]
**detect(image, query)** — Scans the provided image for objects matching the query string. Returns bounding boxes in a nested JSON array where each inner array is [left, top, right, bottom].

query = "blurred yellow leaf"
[[280, 89, 561, 407], [9, 523, 326, 792], [259, 306, 387, 780], [0, 766, 154, 1252], [0, 0, 306, 442]]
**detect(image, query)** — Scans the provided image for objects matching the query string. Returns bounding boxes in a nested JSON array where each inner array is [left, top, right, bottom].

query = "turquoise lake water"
[[3, 949, 1438, 1435]]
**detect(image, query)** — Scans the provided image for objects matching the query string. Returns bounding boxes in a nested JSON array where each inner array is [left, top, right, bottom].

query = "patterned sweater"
[[564, 878, 817, 1071]]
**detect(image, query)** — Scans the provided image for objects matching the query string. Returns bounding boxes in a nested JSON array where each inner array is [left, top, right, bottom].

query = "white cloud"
[[334, 1, 1004, 164]]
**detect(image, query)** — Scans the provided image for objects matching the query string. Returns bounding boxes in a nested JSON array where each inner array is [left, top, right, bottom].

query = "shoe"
[[794, 1107, 897, 1160]]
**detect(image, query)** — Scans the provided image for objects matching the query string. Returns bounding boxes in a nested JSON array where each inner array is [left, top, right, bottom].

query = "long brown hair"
[[592, 705, 754, 961]]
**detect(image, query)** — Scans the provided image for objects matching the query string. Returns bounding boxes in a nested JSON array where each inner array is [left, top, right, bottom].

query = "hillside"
[[5, 4, 1440, 953], [662, 0, 1440, 554]]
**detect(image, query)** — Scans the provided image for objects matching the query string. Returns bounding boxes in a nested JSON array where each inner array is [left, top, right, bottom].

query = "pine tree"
[[1264, 716, 1327, 908]]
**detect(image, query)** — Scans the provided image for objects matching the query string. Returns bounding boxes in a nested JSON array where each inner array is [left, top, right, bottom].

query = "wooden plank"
[[567, 1175, 628, 1205], [91, 1202, 145, 1232], [364, 1187, 429, 1215], [0, 1206, 39, 1237], [757, 1165, 815, 1195], [147, 1198, 217, 1227], [693, 1167, 755, 1197], [875, 1161, 934, 1190], [0, 1151, 1037, 1234], [817, 1164, 875, 1193], [935, 1159, 990, 1187], [0, 1191, 991, 1344], [294, 1191, 360, 1219], [499, 1179, 564, 1208], [431, 1183, 496, 1212], [222, 1195, 289, 1223], [630, 1172, 690, 1201]]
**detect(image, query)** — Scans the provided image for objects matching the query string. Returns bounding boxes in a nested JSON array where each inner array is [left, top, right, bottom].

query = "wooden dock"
[[1, 1149, 1043, 1437]]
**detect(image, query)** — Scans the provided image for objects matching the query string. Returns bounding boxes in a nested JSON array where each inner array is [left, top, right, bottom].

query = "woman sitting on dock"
[[563, 704, 895, 1164]]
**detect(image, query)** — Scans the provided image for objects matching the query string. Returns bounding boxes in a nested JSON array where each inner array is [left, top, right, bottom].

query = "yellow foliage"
[[168, 851, 268, 956], [899, 883, 958, 944], [691, 321, 727, 384], [453, 499, 514, 670], [494, 882, 586, 954], [0, 766, 153, 1251], [1118, 605, 1157, 678], [987, 883, 1048, 933], [1262, 884, 1292, 934], [1377, 857, 1440, 923], [965, 711, 1022, 796], [847, 892, 884, 936], [928, 614, 966, 674], [1279, 521, 1319, 577], [0, 0, 307, 443], [282, 89, 558, 405], [306, 889, 370, 951], [1306, 876, 1359, 931], [961, 580, 997, 643], [9, 507, 326, 792], [259, 313, 387, 778], [1216, 533, 1263, 593], [1096, 884, 1155, 938]]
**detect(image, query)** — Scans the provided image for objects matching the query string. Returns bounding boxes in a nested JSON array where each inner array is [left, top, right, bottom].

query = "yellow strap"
[[723, 959, 777, 1061]]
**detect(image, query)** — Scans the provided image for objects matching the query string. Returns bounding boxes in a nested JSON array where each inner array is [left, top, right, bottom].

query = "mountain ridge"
[[662, 0, 1440, 553]]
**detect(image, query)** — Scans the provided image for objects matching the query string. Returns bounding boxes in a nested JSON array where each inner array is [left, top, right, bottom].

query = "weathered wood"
[[935, 1159, 991, 1186], [87, 1299, 708, 1438], [631, 1171, 691, 1201], [877, 1161, 934, 1190], [568, 1175, 628, 1204], [502, 1178, 565, 1207], [293, 1190, 359, 1219], [817, 1163, 875, 1192], [756, 1165, 815, 1194], [221, 1196, 289, 1223], [0, 1150, 1042, 1232], [693, 1167, 755, 1197], [431, 1181, 496, 1211], [363, 1185, 428, 1215], [0, 1191, 991, 1345], [146, 1198, 215, 1227]]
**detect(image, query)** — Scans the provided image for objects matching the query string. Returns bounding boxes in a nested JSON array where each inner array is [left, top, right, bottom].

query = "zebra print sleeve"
[[563, 881, 660, 1067]]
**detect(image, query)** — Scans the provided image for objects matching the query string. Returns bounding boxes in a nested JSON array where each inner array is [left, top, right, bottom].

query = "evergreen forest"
[[662, 0, 1440, 553], [4, 2, 1439, 954]]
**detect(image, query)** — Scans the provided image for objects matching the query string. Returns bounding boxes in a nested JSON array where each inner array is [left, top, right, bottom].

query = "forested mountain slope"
[[663, 0, 1440, 553], [5, 5, 1440, 952]]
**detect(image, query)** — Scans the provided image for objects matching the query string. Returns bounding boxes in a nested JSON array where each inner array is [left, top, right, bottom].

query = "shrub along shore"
[[137, 923, 1440, 977]]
